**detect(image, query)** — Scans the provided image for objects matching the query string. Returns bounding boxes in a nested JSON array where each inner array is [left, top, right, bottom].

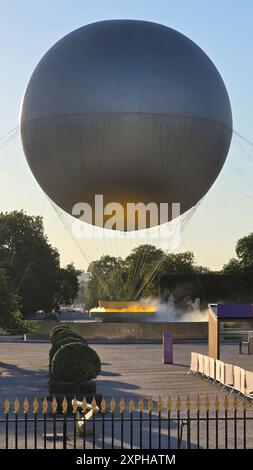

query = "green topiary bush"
[[51, 342, 101, 383], [49, 336, 88, 364], [51, 329, 84, 344], [50, 325, 70, 341]]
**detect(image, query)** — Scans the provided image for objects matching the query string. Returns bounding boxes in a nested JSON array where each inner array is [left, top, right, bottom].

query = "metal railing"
[[0, 395, 252, 449]]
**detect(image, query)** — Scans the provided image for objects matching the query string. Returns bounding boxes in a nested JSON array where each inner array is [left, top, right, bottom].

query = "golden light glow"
[[90, 306, 155, 313], [90, 300, 156, 313]]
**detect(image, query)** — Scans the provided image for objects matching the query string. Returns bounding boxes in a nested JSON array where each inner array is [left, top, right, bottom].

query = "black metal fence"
[[0, 395, 252, 449]]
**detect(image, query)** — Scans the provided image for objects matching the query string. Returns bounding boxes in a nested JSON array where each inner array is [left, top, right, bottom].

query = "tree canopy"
[[85, 232, 253, 308], [86, 245, 197, 308], [0, 268, 35, 333], [0, 211, 80, 326], [222, 232, 253, 274]]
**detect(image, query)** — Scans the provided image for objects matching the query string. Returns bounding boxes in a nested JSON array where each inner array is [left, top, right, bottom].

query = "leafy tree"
[[87, 255, 127, 308], [195, 265, 211, 274], [85, 246, 211, 307], [0, 211, 80, 317], [56, 263, 81, 306], [222, 233, 253, 274], [85, 233, 253, 308], [236, 233, 253, 268], [163, 251, 195, 274], [86, 246, 168, 306], [125, 244, 166, 298], [222, 258, 242, 275], [0, 268, 35, 333]]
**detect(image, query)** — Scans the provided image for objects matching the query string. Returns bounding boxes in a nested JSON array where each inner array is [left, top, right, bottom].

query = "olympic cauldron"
[[84, 300, 208, 340], [89, 300, 156, 323]]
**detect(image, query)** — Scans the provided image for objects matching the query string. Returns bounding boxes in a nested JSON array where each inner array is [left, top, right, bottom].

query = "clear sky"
[[0, 0, 253, 271]]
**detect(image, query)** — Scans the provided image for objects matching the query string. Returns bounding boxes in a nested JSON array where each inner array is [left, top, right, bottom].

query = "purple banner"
[[163, 331, 173, 364]]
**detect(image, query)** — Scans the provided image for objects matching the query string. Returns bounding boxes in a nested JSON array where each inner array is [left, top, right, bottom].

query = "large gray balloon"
[[20, 19, 232, 229]]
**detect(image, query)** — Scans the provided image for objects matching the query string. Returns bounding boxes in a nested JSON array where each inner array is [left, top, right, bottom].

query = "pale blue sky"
[[0, 0, 253, 270]]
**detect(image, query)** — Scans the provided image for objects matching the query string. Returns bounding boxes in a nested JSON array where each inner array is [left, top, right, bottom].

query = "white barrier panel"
[[198, 354, 204, 374], [245, 371, 253, 396], [233, 366, 241, 392], [203, 355, 210, 377], [190, 352, 199, 373], [240, 368, 246, 394], [215, 360, 222, 382], [209, 357, 215, 380], [220, 361, 225, 385], [224, 363, 233, 387]]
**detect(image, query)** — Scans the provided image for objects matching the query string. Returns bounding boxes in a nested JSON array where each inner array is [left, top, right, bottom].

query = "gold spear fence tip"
[[110, 398, 116, 413], [176, 396, 181, 412], [214, 396, 220, 411], [157, 396, 163, 413], [42, 397, 48, 414], [62, 397, 68, 414], [72, 397, 78, 413], [138, 398, 144, 412], [129, 399, 134, 413], [23, 398, 29, 414], [119, 398, 126, 413], [1, 395, 251, 415], [167, 396, 172, 411], [224, 395, 229, 411], [4, 399, 10, 414], [233, 395, 238, 411], [196, 395, 201, 411], [147, 398, 153, 412], [91, 397, 97, 411], [82, 397, 87, 413], [242, 398, 247, 411], [33, 398, 39, 414], [14, 398, 19, 414], [101, 398, 106, 413], [186, 395, 191, 411], [52, 397, 58, 414], [205, 396, 210, 411]]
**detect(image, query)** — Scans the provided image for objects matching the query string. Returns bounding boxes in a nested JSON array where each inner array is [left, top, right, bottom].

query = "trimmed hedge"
[[51, 342, 101, 383], [51, 329, 84, 344], [50, 325, 70, 341], [49, 336, 88, 364]]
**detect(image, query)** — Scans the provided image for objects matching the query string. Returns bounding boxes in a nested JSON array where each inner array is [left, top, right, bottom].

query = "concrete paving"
[[0, 340, 252, 449], [0, 340, 252, 403]]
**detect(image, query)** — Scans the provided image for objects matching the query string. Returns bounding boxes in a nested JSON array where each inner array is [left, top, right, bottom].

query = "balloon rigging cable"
[[0, 126, 253, 299]]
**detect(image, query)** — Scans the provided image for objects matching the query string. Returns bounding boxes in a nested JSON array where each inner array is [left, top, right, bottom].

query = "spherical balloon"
[[20, 20, 232, 230]]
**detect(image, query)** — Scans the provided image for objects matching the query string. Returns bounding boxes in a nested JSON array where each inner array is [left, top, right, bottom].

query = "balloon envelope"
[[20, 19, 232, 230]]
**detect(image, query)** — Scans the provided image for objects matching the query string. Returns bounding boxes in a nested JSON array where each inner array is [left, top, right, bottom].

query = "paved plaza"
[[0, 340, 252, 403], [0, 340, 252, 449]]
